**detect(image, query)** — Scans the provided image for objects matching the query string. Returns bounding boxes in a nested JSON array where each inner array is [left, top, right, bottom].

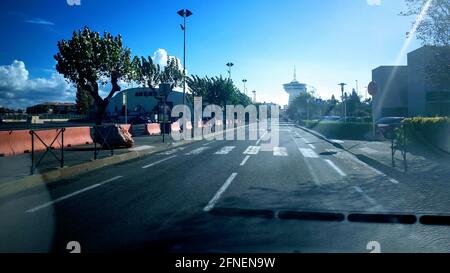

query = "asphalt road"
[[1, 121, 450, 253]]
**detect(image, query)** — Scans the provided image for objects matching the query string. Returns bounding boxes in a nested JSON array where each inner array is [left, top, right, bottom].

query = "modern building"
[[372, 46, 450, 120], [106, 87, 189, 119], [26, 102, 78, 115], [283, 66, 314, 104]]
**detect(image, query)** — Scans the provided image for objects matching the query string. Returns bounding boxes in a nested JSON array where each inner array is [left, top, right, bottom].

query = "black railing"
[[30, 128, 65, 175]]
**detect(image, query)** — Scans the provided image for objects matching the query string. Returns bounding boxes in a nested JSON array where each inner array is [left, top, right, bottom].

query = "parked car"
[[375, 117, 405, 139]]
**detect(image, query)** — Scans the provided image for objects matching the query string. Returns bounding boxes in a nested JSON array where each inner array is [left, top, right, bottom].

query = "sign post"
[[368, 81, 378, 140], [158, 84, 172, 143]]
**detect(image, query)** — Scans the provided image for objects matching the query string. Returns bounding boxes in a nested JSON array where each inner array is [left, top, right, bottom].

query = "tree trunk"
[[95, 101, 107, 125]]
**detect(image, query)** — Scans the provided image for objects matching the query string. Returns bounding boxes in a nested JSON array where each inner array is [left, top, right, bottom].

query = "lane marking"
[[353, 186, 378, 205], [273, 147, 288, 157], [26, 176, 123, 213], [308, 143, 316, 149], [240, 155, 250, 166], [359, 147, 379, 154], [157, 147, 185, 155], [185, 147, 210, 156], [203, 141, 216, 146], [255, 131, 268, 145], [324, 159, 347, 176], [331, 139, 345, 144], [203, 173, 238, 212], [291, 136, 320, 186], [128, 145, 154, 152], [298, 148, 319, 158], [243, 146, 261, 155], [142, 155, 176, 169], [214, 146, 236, 155]]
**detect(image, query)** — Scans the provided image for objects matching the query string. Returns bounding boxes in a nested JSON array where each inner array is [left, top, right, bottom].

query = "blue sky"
[[0, 0, 423, 108]]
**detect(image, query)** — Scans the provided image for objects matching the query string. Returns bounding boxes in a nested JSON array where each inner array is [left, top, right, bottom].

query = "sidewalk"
[[0, 135, 178, 185], [299, 125, 450, 188]]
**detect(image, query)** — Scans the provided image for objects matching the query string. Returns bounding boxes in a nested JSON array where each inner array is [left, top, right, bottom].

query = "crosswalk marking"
[[308, 144, 316, 149], [157, 147, 185, 155], [298, 148, 319, 158], [214, 146, 236, 155], [128, 145, 154, 151], [185, 147, 210, 156], [243, 146, 260, 155], [273, 147, 288, 156]]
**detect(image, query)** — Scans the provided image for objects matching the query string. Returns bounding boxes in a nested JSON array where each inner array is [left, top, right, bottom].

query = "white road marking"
[[331, 139, 345, 144], [203, 141, 216, 146], [353, 186, 378, 205], [128, 145, 154, 152], [214, 146, 236, 155], [291, 136, 320, 186], [240, 155, 250, 166], [157, 147, 185, 155], [203, 173, 238, 212], [324, 159, 347, 176], [273, 147, 288, 157], [142, 155, 176, 169], [243, 146, 261, 155], [26, 176, 123, 213], [308, 143, 316, 149], [359, 147, 379, 154], [185, 147, 210, 156], [256, 131, 268, 145], [298, 148, 319, 158]]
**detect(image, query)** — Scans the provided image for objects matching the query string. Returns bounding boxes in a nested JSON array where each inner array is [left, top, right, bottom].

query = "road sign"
[[368, 81, 378, 96]]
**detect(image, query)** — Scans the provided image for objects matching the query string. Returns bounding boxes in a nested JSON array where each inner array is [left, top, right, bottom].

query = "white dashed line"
[[142, 155, 176, 169], [203, 173, 238, 212], [308, 144, 316, 149], [214, 146, 236, 155], [273, 147, 288, 156], [324, 159, 347, 176], [298, 148, 319, 158], [240, 155, 250, 166], [256, 131, 267, 145], [26, 176, 123, 213], [185, 147, 210, 156], [243, 146, 261, 155]]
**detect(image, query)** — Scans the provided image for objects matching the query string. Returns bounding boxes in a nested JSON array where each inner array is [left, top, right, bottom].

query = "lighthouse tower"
[[283, 66, 307, 104]]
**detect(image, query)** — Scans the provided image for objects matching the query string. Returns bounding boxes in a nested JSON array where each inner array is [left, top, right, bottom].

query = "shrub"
[[402, 117, 450, 152], [302, 120, 373, 140]]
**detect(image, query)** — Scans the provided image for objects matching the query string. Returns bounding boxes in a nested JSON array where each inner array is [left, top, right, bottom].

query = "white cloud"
[[0, 60, 74, 109], [366, 0, 382, 6], [24, 17, 55, 26], [151, 48, 184, 72]]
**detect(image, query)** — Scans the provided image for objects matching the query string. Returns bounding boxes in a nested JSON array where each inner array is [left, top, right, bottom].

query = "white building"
[[283, 67, 314, 104]]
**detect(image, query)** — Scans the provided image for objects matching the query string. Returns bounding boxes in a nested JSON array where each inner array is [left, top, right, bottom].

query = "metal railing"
[[30, 128, 65, 175]]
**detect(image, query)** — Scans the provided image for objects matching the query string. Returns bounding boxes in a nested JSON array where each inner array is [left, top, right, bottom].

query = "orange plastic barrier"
[[186, 121, 193, 130], [63, 127, 93, 147], [146, 123, 161, 135], [0, 131, 13, 156], [0, 127, 93, 157], [171, 122, 181, 133], [197, 121, 204, 128]]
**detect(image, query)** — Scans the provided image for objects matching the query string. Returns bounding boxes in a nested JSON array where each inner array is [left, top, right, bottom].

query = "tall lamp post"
[[338, 83, 347, 121], [226, 62, 234, 80], [242, 79, 247, 95], [177, 9, 193, 106]]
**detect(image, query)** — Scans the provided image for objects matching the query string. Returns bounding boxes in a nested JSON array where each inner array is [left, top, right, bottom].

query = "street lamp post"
[[177, 9, 193, 106], [226, 62, 234, 80], [338, 83, 347, 121], [242, 79, 247, 95]]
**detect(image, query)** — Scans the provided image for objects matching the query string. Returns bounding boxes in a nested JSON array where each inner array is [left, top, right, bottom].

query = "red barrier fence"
[[171, 122, 181, 133], [0, 127, 93, 157], [146, 123, 161, 135], [119, 124, 132, 136]]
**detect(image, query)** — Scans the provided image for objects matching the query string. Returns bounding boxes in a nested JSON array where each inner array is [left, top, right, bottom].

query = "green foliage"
[[303, 121, 373, 140], [131, 56, 183, 90], [187, 75, 252, 107], [76, 85, 94, 115], [402, 117, 450, 151], [401, 0, 450, 46], [54, 26, 133, 124]]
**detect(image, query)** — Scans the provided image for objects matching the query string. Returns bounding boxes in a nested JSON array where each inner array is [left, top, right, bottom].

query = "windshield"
[[0, 0, 449, 256]]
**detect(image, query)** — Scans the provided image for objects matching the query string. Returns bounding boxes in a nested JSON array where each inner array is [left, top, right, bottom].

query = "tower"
[[283, 66, 307, 104]]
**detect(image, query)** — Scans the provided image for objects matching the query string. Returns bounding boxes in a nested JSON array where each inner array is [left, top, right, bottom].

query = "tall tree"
[[54, 26, 133, 124], [401, 0, 450, 46]]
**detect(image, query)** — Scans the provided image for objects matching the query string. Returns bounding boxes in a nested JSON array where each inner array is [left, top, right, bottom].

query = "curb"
[[0, 138, 198, 201]]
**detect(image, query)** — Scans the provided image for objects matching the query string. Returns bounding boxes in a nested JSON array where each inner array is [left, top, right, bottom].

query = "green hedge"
[[300, 120, 373, 140], [402, 117, 450, 152]]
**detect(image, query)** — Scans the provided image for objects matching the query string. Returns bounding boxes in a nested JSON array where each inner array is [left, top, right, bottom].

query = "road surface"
[[1, 121, 449, 253]]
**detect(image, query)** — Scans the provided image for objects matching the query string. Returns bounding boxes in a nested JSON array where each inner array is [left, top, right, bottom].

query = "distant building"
[[106, 87, 187, 117], [372, 46, 450, 120], [283, 66, 315, 104], [26, 102, 78, 115]]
